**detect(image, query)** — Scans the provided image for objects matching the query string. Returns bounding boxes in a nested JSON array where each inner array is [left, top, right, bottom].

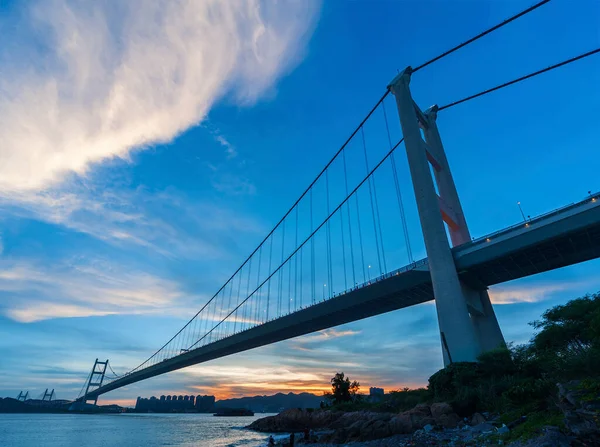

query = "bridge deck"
[[85, 195, 600, 400]]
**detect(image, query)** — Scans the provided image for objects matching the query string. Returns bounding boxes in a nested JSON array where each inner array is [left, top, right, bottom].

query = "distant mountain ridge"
[[215, 392, 323, 413]]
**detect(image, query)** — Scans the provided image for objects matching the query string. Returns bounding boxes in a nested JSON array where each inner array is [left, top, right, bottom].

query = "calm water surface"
[[0, 413, 280, 447]]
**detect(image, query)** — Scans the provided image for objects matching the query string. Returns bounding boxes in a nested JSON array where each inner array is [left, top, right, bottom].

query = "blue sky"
[[0, 0, 599, 405]]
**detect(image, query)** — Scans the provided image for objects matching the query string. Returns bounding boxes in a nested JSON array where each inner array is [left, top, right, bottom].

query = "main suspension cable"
[[188, 137, 405, 351], [413, 0, 552, 73], [439, 47, 600, 111]]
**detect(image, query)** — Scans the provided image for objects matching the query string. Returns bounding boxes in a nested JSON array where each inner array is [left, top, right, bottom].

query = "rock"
[[557, 380, 600, 438], [389, 414, 413, 434], [363, 419, 390, 441], [498, 424, 510, 435], [510, 426, 571, 447], [428, 402, 461, 428], [436, 412, 461, 428], [247, 408, 341, 432], [405, 403, 435, 429], [430, 402, 453, 419], [557, 381, 582, 407], [423, 423, 434, 432], [471, 422, 496, 435], [471, 412, 486, 425]]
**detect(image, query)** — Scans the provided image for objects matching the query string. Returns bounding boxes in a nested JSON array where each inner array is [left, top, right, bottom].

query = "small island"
[[214, 408, 254, 416]]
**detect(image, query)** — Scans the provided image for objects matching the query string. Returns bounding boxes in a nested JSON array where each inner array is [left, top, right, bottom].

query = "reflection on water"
[[0, 413, 277, 447]]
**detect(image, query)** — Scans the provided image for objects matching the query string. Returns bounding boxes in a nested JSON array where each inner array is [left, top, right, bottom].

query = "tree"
[[326, 372, 360, 405], [529, 292, 600, 378]]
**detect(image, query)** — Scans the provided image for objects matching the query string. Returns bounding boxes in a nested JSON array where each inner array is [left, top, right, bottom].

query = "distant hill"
[[0, 397, 71, 413], [215, 392, 324, 413]]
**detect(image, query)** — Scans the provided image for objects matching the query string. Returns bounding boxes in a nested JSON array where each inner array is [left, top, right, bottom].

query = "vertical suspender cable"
[[227, 280, 234, 334], [234, 271, 243, 334], [325, 170, 332, 297], [310, 189, 316, 304], [266, 236, 273, 321], [355, 186, 366, 283], [371, 162, 387, 274], [299, 245, 303, 308], [340, 206, 348, 291], [383, 101, 413, 263], [245, 257, 253, 329], [255, 246, 262, 324], [361, 127, 383, 275], [342, 150, 356, 286], [279, 221, 286, 316], [294, 207, 299, 311], [288, 249, 292, 314]]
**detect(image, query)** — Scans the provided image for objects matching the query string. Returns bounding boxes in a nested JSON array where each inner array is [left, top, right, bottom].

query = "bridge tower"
[[83, 358, 108, 405], [389, 67, 505, 365], [17, 391, 29, 401], [42, 388, 54, 401]]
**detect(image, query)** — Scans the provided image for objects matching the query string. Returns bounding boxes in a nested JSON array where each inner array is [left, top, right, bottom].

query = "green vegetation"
[[324, 293, 600, 439], [324, 372, 361, 406]]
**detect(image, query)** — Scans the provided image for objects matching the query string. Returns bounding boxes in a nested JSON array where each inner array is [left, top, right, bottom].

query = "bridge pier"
[[388, 67, 505, 365]]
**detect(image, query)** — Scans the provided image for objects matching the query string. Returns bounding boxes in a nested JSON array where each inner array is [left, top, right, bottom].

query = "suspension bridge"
[[73, 1, 600, 405]]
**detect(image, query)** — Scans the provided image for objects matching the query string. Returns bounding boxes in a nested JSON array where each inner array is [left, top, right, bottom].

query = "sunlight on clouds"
[[0, 260, 203, 322], [0, 0, 319, 192], [0, 185, 264, 259], [301, 329, 361, 343], [489, 282, 578, 304], [184, 365, 331, 399]]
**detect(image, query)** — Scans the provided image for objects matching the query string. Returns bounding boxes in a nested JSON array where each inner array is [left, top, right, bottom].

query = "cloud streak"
[[0, 0, 319, 192], [489, 282, 581, 305], [0, 259, 202, 322]]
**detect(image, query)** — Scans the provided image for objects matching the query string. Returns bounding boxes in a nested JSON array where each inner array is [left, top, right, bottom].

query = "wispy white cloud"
[[0, 184, 264, 259], [489, 281, 584, 304], [214, 134, 238, 160], [0, 0, 319, 192], [299, 329, 361, 343], [211, 173, 257, 196], [0, 259, 204, 322]]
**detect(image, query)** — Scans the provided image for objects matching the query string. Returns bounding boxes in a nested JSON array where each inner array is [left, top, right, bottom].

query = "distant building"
[[195, 395, 215, 412], [135, 394, 212, 413], [369, 387, 384, 402]]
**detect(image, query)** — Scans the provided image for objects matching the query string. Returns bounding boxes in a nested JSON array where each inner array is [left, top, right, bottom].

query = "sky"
[[0, 0, 599, 407]]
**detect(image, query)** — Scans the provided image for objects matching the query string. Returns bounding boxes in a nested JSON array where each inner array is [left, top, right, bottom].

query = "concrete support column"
[[423, 107, 471, 247], [424, 107, 505, 352], [472, 289, 506, 352], [388, 68, 480, 364]]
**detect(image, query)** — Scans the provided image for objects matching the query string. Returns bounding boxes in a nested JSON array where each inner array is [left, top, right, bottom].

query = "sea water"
[[0, 413, 281, 447]]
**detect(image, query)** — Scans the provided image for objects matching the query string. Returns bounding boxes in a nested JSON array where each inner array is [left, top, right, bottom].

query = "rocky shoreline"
[[248, 404, 516, 446], [248, 381, 600, 446]]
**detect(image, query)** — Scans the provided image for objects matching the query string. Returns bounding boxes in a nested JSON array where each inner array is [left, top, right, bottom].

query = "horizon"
[[1, 0, 600, 409]]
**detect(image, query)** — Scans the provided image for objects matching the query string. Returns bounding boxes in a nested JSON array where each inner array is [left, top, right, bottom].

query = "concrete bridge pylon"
[[388, 67, 505, 365]]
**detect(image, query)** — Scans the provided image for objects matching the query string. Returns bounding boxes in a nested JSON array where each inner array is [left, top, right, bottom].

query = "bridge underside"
[[456, 201, 600, 287], [83, 267, 435, 400], [86, 198, 600, 400]]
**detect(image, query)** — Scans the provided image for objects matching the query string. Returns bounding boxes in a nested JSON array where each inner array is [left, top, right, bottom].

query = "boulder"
[[511, 426, 571, 447], [437, 412, 462, 428], [557, 381, 600, 438], [370, 419, 391, 440], [430, 402, 453, 419], [247, 408, 340, 432], [471, 412, 486, 425], [470, 422, 496, 435], [357, 419, 390, 441], [405, 403, 435, 429], [389, 414, 413, 434], [428, 402, 461, 428]]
